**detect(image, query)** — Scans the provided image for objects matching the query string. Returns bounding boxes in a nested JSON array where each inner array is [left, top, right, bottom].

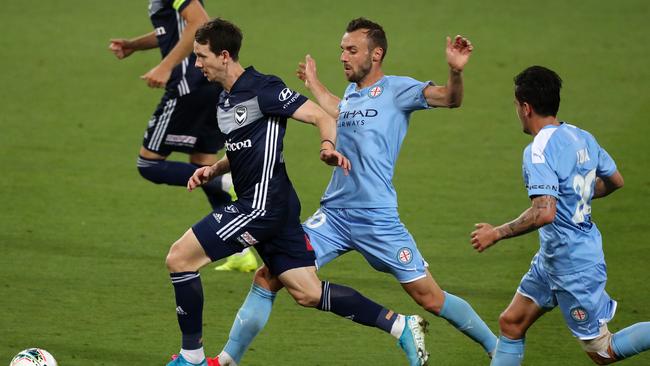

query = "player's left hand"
[[320, 149, 351, 175], [446, 35, 473, 72], [141, 63, 171, 88], [471, 223, 498, 252]]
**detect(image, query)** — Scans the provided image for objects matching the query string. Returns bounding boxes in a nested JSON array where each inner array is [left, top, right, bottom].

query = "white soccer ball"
[[9, 348, 57, 366]]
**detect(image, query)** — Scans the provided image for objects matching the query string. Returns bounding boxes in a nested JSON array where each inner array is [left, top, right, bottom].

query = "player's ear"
[[372, 47, 384, 63]]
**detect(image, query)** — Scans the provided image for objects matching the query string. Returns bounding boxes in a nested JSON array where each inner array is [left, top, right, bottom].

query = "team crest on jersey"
[[368, 85, 383, 98], [397, 247, 413, 264], [570, 307, 589, 323], [234, 106, 247, 125], [224, 205, 239, 214]]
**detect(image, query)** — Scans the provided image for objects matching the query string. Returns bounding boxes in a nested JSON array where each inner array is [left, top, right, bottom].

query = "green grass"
[[1, 0, 649, 365]]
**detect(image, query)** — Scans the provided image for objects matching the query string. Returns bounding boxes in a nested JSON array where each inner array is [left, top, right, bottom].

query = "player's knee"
[[410, 291, 444, 314], [165, 244, 190, 272], [498, 311, 526, 339], [136, 156, 166, 184]]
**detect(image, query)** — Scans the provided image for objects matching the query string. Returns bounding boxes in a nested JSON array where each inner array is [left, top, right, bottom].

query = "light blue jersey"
[[522, 122, 617, 275], [321, 76, 432, 208]]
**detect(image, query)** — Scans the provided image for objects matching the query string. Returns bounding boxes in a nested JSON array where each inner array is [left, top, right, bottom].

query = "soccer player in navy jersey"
[[471, 66, 650, 366], [211, 18, 497, 366], [164, 18, 432, 366], [109, 0, 257, 272]]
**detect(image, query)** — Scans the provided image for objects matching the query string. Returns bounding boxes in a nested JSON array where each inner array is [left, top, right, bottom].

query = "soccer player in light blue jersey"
[[471, 66, 650, 365], [211, 18, 497, 366]]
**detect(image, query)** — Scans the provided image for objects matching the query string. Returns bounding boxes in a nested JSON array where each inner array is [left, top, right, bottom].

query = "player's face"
[[340, 30, 373, 83], [194, 41, 224, 83], [514, 99, 532, 135]]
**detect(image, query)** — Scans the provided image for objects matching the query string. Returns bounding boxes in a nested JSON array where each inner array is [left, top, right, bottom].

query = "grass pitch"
[[1, 0, 649, 365]]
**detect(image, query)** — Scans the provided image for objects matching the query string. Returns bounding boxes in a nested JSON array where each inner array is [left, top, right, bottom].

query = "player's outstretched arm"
[[593, 170, 624, 199], [423, 35, 473, 108], [296, 55, 341, 118], [141, 0, 209, 88], [108, 31, 158, 59], [187, 155, 230, 191], [291, 100, 351, 175], [471, 195, 556, 252]]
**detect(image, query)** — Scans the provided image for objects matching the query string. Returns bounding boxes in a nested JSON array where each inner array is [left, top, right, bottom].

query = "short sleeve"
[[172, 0, 192, 12], [523, 148, 560, 198], [596, 146, 617, 177], [257, 77, 308, 117], [392, 77, 433, 112]]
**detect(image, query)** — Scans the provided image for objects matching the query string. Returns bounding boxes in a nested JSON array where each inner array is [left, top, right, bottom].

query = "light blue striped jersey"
[[321, 76, 431, 208], [522, 122, 617, 275]]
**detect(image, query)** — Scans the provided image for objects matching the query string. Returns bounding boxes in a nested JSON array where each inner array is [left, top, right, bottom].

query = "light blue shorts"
[[302, 207, 428, 283], [517, 254, 617, 339]]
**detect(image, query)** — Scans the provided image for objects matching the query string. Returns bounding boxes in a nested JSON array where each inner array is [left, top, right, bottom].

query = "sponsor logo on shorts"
[[224, 205, 239, 214], [397, 247, 413, 264], [368, 85, 383, 98], [212, 213, 223, 223], [570, 307, 589, 322], [155, 26, 166, 36], [165, 134, 197, 147], [234, 105, 247, 125], [238, 231, 258, 246]]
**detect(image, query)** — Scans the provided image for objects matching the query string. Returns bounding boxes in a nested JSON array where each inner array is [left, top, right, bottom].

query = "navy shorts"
[[192, 200, 316, 276], [143, 84, 225, 155]]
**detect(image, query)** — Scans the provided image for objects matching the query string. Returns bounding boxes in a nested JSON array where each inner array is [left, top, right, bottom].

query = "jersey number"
[[571, 169, 596, 224]]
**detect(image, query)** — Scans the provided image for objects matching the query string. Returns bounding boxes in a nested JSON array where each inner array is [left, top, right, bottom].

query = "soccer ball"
[[9, 348, 57, 366]]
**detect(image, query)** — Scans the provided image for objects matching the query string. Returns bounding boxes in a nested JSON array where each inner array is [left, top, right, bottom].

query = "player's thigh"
[[166, 228, 213, 272], [348, 208, 427, 283], [302, 207, 352, 268], [553, 264, 616, 340], [189, 152, 218, 166]]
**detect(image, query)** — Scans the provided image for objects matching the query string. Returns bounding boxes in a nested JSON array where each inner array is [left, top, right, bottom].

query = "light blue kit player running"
[[471, 66, 650, 366], [211, 18, 496, 366]]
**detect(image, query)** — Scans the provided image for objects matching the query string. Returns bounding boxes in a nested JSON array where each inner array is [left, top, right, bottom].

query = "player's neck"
[[221, 62, 246, 92], [356, 68, 384, 90], [530, 116, 560, 136]]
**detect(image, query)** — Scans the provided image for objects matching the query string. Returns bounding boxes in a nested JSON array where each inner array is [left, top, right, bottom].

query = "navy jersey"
[[217, 66, 308, 215], [148, 0, 208, 97]]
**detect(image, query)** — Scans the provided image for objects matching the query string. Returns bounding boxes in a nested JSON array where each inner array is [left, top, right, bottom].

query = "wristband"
[[321, 139, 335, 148]]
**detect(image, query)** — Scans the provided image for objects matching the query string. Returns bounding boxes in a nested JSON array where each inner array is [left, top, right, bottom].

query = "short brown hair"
[[346, 17, 387, 61]]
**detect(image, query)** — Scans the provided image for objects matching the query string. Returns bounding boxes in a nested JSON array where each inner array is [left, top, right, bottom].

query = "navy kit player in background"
[[471, 66, 650, 365], [165, 18, 435, 366], [109, 0, 258, 271], [211, 18, 497, 366]]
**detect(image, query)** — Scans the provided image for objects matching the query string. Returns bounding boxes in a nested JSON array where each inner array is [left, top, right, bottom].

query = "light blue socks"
[[611, 322, 650, 360], [437, 292, 498, 354], [223, 284, 276, 364], [490, 336, 524, 366]]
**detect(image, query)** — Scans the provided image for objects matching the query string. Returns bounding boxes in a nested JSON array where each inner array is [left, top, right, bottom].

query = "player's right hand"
[[296, 54, 318, 89], [320, 149, 351, 176], [470, 223, 498, 252], [188, 166, 216, 191], [108, 39, 135, 59]]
